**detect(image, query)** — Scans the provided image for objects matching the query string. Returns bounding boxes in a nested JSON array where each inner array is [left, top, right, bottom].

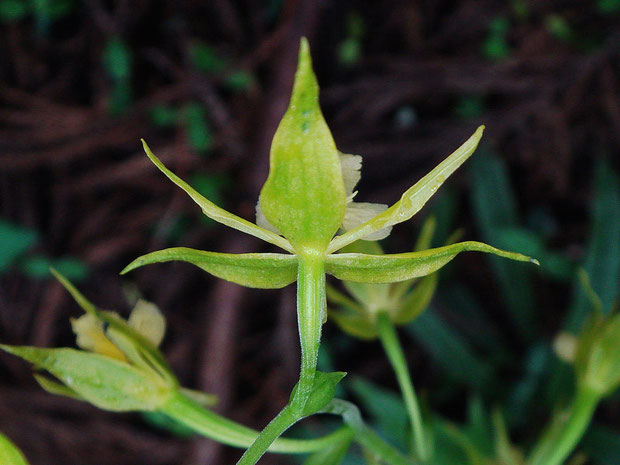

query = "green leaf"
[[122, 248, 297, 289], [0, 345, 171, 411], [582, 425, 620, 465], [291, 371, 347, 416], [0, 0, 28, 22], [326, 241, 537, 283], [470, 149, 536, 337], [259, 38, 347, 252], [150, 104, 179, 128], [189, 42, 227, 73], [181, 103, 213, 154], [349, 377, 408, 450], [0, 219, 38, 271], [328, 126, 485, 252], [141, 140, 294, 252], [565, 160, 620, 330], [102, 37, 132, 81], [302, 431, 353, 465], [407, 311, 493, 390], [19, 255, 88, 281], [225, 71, 253, 91]]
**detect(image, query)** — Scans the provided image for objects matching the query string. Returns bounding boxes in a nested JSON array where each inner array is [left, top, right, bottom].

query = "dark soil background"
[[1, 1, 619, 464]]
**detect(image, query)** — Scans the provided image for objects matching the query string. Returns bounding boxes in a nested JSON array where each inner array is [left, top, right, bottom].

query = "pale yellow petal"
[[128, 300, 166, 347], [339, 153, 362, 197], [71, 313, 125, 360], [342, 202, 392, 241]]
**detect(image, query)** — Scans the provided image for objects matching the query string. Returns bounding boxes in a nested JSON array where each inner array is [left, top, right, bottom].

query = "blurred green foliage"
[[338, 12, 365, 66], [482, 17, 511, 61], [0, 218, 88, 281]]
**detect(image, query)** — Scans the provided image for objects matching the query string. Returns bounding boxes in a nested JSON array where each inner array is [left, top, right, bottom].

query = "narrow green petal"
[[122, 247, 298, 289], [0, 433, 29, 465], [141, 140, 294, 253], [327, 126, 485, 253], [34, 374, 83, 400], [259, 38, 346, 252], [0, 345, 171, 411], [391, 273, 438, 325], [326, 241, 538, 283]]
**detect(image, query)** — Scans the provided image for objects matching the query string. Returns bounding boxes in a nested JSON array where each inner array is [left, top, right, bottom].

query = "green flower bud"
[[575, 313, 620, 398], [0, 271, 179, 412]]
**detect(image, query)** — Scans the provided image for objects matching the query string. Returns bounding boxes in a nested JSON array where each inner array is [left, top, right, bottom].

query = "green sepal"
[[329, 310, 378, 340], [34, 374, 83, 400], [259, 38, 346, 252], [141, 140, 294, 253], [391, 272, 438, 325], [122, 248, 298, 289], [51, 269, 174, 378], [290, 370, 347, 416], [328, 127, 485, 253], [0, 433, 29, 465], [326, 241, 538, 283], [0, 345, 172, 411]]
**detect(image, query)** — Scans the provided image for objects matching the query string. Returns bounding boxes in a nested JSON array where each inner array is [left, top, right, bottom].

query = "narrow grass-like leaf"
[[0, 345, 170, 411], [122, 248, 297, 289], [141, 141, 294, 253], [565, 160, 620, 330], [470, 149, 536, 338], [326, 241, 537, 283], [327, 126, 484, 253], [406, 312, 493, 390]]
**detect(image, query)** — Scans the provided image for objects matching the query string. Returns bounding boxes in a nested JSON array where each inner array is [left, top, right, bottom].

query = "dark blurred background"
[[1, 1, 619, 464]]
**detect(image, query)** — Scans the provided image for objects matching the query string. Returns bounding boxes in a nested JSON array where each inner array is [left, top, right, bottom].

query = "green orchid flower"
[[121, 38, 537, 464]]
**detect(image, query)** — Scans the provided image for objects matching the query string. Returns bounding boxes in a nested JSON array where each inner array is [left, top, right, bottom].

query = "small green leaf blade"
[[122, 247, 298, 289], [326, 241, 537, 284], [0, 345, 170, 411], [328, 126, 485, 252], [0, 432, 29, 465], [259, 38, 346, 251], [0, 219, 38, 271]]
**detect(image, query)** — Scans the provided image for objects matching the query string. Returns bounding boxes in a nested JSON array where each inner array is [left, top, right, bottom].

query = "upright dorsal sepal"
[[259, 38, 347, 253]]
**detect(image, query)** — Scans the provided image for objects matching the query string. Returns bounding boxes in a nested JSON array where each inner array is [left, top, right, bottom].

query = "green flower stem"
[[232, 253, 327, 464], [322, 399, 418, 465], [293, 253, 326, 410], [527, 387, 600, 465], [376, 312, 429, 462], [159, 391, 350, 454], [236, 404, 301, 465]]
